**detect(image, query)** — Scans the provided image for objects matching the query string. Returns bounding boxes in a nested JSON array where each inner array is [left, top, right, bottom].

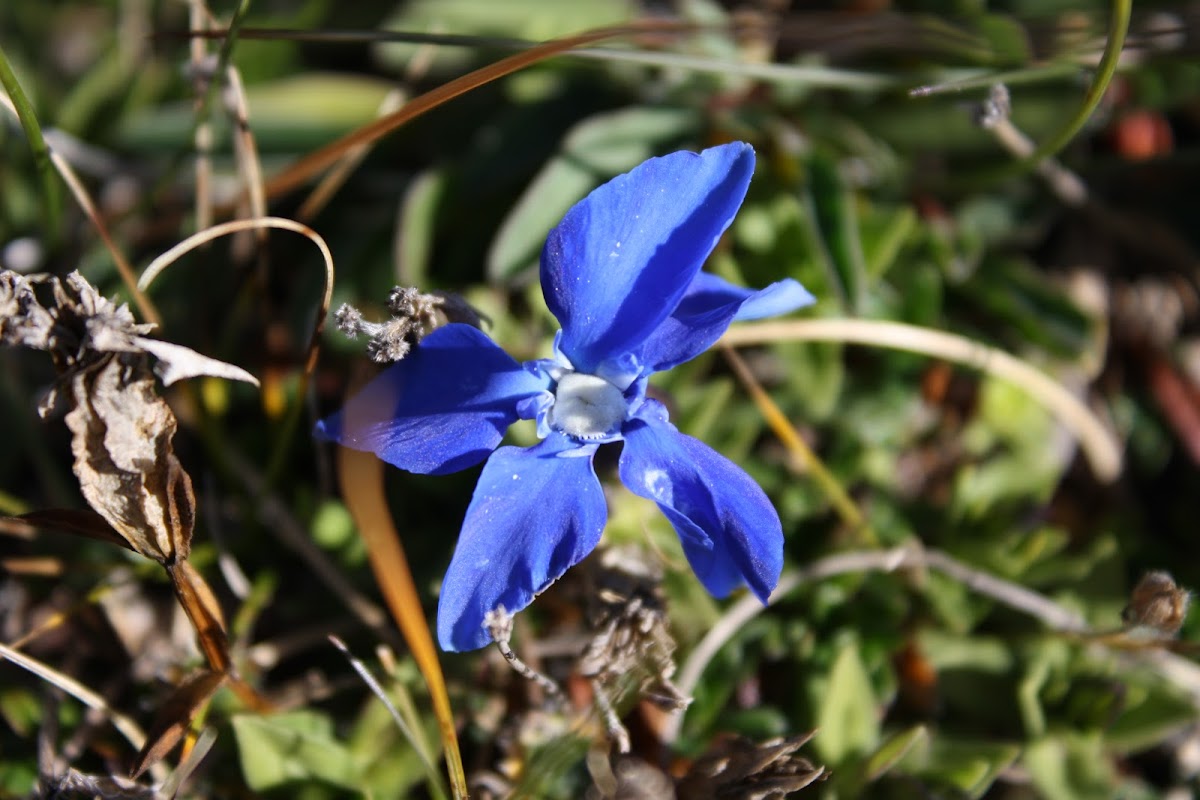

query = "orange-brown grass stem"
[[337, 446, 468, 799]]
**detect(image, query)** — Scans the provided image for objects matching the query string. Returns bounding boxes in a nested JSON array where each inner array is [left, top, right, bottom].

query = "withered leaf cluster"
[[0, 269, 255, 565], [675, 732, 827, 800]]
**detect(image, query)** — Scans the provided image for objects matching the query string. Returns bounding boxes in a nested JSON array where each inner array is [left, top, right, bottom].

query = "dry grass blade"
[[721, 319, 1122, 481], [336, 446, 468, 799], [329, 636, 448, 800], [261, 20, 691, 200], [159, 725, 217, 799], [0, 641, 165, 781], [130, 669, 226, 778], [9, 509, 133, 552], [297, 88, 406, 221]]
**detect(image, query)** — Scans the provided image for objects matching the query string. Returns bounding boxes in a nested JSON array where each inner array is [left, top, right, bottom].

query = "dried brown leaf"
[[132, 336, 259, 387], [130, 668, 226, 779], [8, 508, 134, 552], [0, 268, 256, 387], [64, 355, 195, 564]]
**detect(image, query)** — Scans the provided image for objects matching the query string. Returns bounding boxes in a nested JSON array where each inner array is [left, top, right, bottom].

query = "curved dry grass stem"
[[0, 93, 161, 327], [337, 447, 468, 799], [138, 216, 334, 378], [720, 319, 1122, 482]]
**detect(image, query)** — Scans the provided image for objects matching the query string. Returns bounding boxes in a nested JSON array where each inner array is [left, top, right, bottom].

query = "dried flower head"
[[335, 287, 485, 364], [582, 546, 689, 741]]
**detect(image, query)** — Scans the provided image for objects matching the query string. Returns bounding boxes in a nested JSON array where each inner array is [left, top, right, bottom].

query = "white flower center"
[[550, 372, 626, 439]]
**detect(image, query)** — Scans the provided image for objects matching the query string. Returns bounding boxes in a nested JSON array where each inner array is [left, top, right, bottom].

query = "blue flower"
[[316, 142, 814, 651]]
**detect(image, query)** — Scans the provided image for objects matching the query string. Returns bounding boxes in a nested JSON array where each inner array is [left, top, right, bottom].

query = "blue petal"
[[618, 401, 783, 601], [541, 143, 756, 374], [437, 433, 607, 651], [641, 273, 815, 373], [314, 324, 549, 475]]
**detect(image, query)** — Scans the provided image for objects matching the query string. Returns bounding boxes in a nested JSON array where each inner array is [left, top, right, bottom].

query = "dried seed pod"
[[1123, 570, 1192, 637], [676, 731, 827, 800]]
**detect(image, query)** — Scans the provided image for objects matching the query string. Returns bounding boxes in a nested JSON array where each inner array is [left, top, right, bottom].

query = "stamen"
[[550, 372, 627, 439]]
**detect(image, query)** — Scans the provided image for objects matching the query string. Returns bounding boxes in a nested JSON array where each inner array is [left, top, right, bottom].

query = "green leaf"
[[231, 710, 363, 792], [972, 13, 1035, 66], [1023, 732, 1115, 799], [376, 0, 635, 74], [865, 725, 928, 781], [119, 74, 394, 152], [802, 150, 867, 313], [863, 205, 918, 282], [396, 168, 448, 287], [487, 106, 699, 282], [917, 738, 1022, 799], [1106, 681, 1198, 753], [813, 641, 880, 764]]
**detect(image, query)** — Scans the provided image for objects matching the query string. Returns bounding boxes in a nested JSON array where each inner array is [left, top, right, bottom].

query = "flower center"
[[550, 372, 627, 439]]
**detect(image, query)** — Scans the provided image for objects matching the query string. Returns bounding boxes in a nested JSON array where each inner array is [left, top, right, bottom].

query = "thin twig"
[[220, 445, 398, 646], [189, 0, 213, 234], [975, 84, 1088, 207]]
